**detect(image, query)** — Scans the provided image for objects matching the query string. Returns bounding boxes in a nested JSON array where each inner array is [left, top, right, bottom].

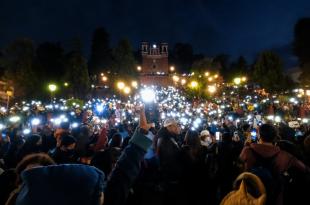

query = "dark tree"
[[213, 54, 230, 79], [252, 51, 285, 92], [64, 52, 90, 99], [228, 56, 248, 81], [1, 39, 40, 100], [88, 27, 111, 75], [111, 39, 137, 78], [293, 18, 310, 85]]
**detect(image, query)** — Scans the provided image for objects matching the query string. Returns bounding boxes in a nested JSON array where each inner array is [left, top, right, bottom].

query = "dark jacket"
[[15, 128, 152, 205], [16, 164, 104, 205], [157, 127, 181, 182], [240, 143, 310, 205]]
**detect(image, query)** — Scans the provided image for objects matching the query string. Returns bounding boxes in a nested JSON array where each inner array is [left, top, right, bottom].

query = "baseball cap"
[[163, 118, 178, 127], [200, 130, 210, 137]]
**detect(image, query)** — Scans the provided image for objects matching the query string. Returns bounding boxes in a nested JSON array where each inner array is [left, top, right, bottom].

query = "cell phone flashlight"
[[251, 129, 257, 141], [215, 132, 220, 141]]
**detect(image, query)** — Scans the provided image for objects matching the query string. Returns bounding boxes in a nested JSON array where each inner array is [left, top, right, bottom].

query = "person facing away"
[[49, 134, 77, 164], [239, 123, 310, 205], [11, 105, 155, 205], [156, 118, 182, 182]]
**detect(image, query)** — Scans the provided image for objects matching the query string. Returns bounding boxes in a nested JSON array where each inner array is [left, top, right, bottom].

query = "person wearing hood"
[[200, 130, 212, 147], [240, 123, 310, 205], [16, 134, 42, 163], [49, 134, 77, 164], [156, 118, 182, 205], [12, 106, 154, 205]]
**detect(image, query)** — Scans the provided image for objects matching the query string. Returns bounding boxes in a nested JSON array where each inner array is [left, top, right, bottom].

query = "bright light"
[[71, 122, 79, 128], [204, 72, 209, 76], [274, 116, 281, 123], [172, 75, 180, 82], [0, 124, 5, 130], [214, 74, 219, 79], [9, 116, 20, 123], [48, 84, 57, 92], [289, 98, 296, 103], [170, 66, 175, 72], [190, 81, 198, 88], [267, 115, 274, 120], [137, 66, 142, 71], [131, 81, 138, 88], [208, 85, 216, 94], [208, 77, 213, 82], [241, 77, 247, 82], [54, 118, 61, 125], [124, 86, 131, 94], [117, 82, 125, 90], [181, 79, 186, 85], [306, 90, 310, 96], [96, 104, 104, 113], [31, 118, 41, 126], [141, 88, 156, 103], [234, 78, 241, 85], [102, 76, 108, 82], [23, 129, 31, 135], [302, 118, 309, 123], [64, 82, 69, 87]]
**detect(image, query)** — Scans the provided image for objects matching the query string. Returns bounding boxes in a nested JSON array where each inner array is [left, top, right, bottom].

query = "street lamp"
[[170, 66, 175, 72], [190, 81, 198, 88], [117, 81, 125, 90], [48, 84, 57, 102], [6, 90, 13, 110], [131, 81, 138, 88], [208, 85, 217, 94], [205, 72, 210, 77], [137, 66, 142, 72], [123, 86, 131, 95], [102, 76, 108, 82], [64, 82, 69, 87], [233, 77, 241, 85], [181, 79, 186, 85], [172, 75, 180, 83]]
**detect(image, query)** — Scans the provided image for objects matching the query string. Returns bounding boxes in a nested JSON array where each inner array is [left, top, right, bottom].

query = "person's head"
[[60, 121, 70, 130], [16, 153, 55, 184], [109, 133, 122, 148], [60, 135, 76, 152], [91, 147, 121, 177], [200, 130, 211, 142], [164, 118, 181, 135], [222, 132, 232, 142], [184, 130, 201, 147], [258, 124, 277, 143]]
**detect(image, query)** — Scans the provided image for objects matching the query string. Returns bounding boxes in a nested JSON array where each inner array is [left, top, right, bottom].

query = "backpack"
[[249, 148, 289, 205], [220, 172, 266, 205]]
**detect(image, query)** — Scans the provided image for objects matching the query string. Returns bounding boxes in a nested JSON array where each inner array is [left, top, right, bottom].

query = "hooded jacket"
[[240, 143, 309, 205], [240, 143, 307, 173], [16, 164, 104, 205], [157, 127, 182, 182], [15, 127, 152, 205]]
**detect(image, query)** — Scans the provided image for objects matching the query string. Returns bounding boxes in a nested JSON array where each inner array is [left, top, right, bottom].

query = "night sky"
[[1, 0, 310, 65]]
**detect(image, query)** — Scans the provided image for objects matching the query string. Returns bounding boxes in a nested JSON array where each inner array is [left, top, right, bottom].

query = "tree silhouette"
[[88, 27, 111, 75], [293, 18, 310, 85], [252, 51, 285, 92]]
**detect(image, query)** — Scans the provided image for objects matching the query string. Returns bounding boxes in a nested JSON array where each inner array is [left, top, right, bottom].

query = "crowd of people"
[[0, 86, 310, 205]]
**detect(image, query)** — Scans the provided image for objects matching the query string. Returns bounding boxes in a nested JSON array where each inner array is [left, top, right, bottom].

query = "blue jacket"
[[16, 128, 152, 205]]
